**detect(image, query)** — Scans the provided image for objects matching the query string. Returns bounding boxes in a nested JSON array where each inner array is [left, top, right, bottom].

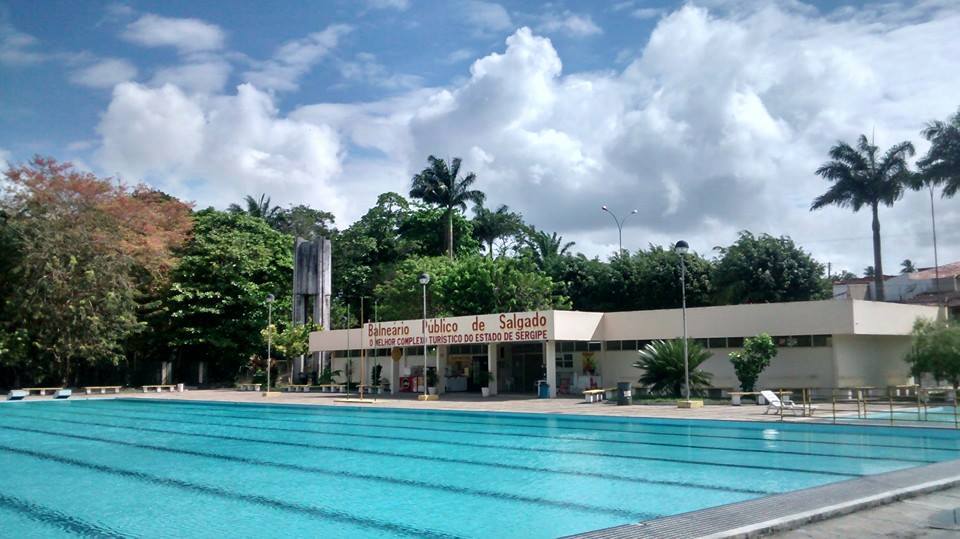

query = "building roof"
[[910, 261, 960, 280]]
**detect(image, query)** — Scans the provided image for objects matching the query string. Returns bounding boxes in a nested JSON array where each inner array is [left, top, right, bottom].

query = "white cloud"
[[0, 21, 45, 65], [461, 1, 513, 34], [96, 82, 345, 216], [364, 0, 410, 10], [537, 11, 603, 37], [338, 52, 422, 89], [151, 57, 231, 94], [0, 147, 10, 171], [446, 48, 475, 64], [631, 8, 665, 20], [243, 24, 352, 92], [122, 14, 225, 53], [68, 58, 137, 88]]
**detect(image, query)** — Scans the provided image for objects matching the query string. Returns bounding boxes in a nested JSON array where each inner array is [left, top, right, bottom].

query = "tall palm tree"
[[811, 135, 915, 301], [228, 194, 284, 228], [918, 108, 960, 197], [472, 202, 521, 258], [410, 156, 485, 258], [901, 259, 917, 274], [524, 229, 575, 270]]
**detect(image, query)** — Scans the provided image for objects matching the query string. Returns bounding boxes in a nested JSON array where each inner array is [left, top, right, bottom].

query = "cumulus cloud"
[[461, 1, 513, 34], [68, 58, 137, 88], [97, 82, 344, 215], [243, 24, 352, 92], [122, 14, 225, 53], [150, 57, 231, 94]]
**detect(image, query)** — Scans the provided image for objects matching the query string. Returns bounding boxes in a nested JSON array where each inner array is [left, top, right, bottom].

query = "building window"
[[792, 335, 812, 347], [606, 340, 621, 351], [637, 339, 652, 350], [559, 341, 574, 353], [812, 335, 832, 347], [726, 337, 744, 348], [693, 338, 708, 348], [708, 337, 727, 349], [574, 341, 588, 352], [621, 340, 637, 351], [556, 353, 573, 369], [587, 341, 602, 352]]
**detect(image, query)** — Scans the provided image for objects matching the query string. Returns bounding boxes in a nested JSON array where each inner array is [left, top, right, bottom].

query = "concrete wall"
[[851, 301, 939, 334], [553, 311, 603, 341], [833, 334, 914, 387]]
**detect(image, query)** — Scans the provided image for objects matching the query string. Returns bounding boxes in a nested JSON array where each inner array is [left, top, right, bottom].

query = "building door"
[[506, 343, 544, 393]]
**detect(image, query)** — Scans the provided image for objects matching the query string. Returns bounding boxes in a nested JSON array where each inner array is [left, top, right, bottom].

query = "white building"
[[308, 300, 938, 398]]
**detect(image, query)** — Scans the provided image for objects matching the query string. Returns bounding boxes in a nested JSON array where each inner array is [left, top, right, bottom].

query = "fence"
[[767, 386, 960, 428]]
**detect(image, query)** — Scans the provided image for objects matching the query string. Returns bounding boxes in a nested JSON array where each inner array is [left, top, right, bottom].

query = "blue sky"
[[2, 0, 959, 275]]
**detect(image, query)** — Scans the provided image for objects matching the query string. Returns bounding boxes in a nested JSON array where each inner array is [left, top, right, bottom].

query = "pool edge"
[[563, 458, 960, 539]]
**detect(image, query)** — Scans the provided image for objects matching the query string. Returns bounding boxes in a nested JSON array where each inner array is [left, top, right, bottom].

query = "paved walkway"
[[777, 485, 960, 538]]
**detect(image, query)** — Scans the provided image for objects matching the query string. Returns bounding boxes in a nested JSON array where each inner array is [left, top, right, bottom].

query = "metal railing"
[[767, 386, 960, 428]]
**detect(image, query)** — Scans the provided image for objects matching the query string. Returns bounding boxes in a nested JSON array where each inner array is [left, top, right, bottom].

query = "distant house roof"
[[910, 261, 960, 280], [833, 276, 893, 285]]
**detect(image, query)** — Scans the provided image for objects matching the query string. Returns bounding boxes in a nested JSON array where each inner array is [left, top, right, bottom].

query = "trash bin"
[[617, 382, 632, 406], [537, 380, 550, 398]]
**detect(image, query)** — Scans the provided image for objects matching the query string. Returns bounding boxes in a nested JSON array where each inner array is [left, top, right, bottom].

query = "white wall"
[[833, 334, 914, 387]]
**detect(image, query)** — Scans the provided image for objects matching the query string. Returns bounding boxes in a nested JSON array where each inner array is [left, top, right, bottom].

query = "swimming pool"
[[2, 399, 959, 538]]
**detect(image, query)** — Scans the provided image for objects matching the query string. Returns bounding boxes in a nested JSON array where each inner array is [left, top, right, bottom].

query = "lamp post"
[[265, 294, 275, 396], [601, 205, 638, 256], [674, 241, 690, 401], [928, 185, 942, 310], [419, 272, 430, 398]]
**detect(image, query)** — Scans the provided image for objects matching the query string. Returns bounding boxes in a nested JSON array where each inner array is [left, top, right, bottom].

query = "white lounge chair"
[[54, 389, 72, 399], [7, 390, 28, 401], [760, 390, 816, 416]]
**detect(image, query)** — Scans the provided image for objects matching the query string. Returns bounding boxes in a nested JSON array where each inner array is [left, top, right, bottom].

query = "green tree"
[[831, 270, 858, 282], [901, 259, 917, 273], [523, 228, 575, 271], [276, 205, 336, 240], [728, 333, 777, 392], [811, 135, 915, 301], [409, 156, 485, 258], [917, 108, 960, 198], [633, 340, 713, 397], [905, 318, 960, 388], [864, 266, 876, 278], [228, 194, 285, 228], [712, 231, 828, 304], [472, 203, 522, 258], [164, 209, 292, 381], [400, 203, 479, 258]]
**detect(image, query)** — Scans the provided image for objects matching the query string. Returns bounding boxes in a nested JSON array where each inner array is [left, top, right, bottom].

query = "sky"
[[1, 0, 958, 276]]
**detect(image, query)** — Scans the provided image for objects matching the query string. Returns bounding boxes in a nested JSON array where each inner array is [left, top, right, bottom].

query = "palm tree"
[[410, 156, 485, 258], [524, 228, 575, 270], [918, 108, 960, 197], [228, 194, 284, 228], [864, 266, 876, 278], [633, 340, 713, 397], [901, 259, 917, 273], [472, 203, 521, 258], [811, 135, 915, 301]]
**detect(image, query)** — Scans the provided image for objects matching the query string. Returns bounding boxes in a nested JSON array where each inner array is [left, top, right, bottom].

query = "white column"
[[545, 340, 557, 398], [390, 350, 401, 395], [437, 345, 448, 395], [487, 343, 499, 396]]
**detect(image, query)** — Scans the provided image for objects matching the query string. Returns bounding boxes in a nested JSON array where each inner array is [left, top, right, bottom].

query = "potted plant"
[[479, 371, 495, 397], [426, 368, 438, 395], [582, 353, 596, 375]]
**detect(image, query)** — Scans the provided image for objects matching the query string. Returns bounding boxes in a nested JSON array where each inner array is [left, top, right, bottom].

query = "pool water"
[[2, 399, 959, 538]]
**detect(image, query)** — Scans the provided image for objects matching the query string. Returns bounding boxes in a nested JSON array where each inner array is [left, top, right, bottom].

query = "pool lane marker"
[[82, 402, 942, 464], [0, 424, 658, 521], [0, 443, 462, 539], [100, 399, 960, 451], [0, 493, 129, 538], [0, 410, 772, 495], [4, 408, 860, 480]]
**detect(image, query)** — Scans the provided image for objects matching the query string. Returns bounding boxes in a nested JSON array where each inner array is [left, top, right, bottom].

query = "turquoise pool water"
[[2, 399, 960, 538]]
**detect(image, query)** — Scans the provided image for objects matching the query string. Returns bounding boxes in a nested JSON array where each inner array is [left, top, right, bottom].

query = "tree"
[[1, 157, 191, 385], [901, 259, 917, 273], [905, 318, 960, 388], [228, 194, 284, 228], [633, 340, 713, 397], [163, 209, 292, 381], [728, 333, 777, 392], [864, 266, 876, 278], [712, 231, 828, 304], [917, 108, 960, 198], [811, 135, 915, 301], [523, 228, 575, 271], [409, 156, 485, 258], [472, 203, 522, 258], [831, 270, 858, 282], [276, 205, 336, 240], [400, 203, 479, 258]]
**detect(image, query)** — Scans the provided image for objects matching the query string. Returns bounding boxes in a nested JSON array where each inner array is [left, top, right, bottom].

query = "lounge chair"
[[760, 390, 816, 416], [7, 390, 28, 401], [54, 389, 72, 399]]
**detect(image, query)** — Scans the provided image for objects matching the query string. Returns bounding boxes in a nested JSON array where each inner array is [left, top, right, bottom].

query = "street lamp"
[[674, 241, 690, 401], [601, 205, 639, 256], [418, 272, 430, 398], [265, 293, 275, 397]]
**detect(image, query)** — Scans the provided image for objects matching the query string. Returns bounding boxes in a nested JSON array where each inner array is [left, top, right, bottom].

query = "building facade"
[[308, 300, 938, 398]]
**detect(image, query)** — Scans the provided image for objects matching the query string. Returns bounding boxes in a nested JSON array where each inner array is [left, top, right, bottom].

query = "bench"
[[22, 387, 63, 396], [318, 384, 348, 393], [142, 385, 178, 393], [54, 389, 72, 399], [583, 388, 616, 403], [285, 384, 312, 393], [237, 383, 262, 392], [83, 386, 122, 395], [7, 390, 28, 401]]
